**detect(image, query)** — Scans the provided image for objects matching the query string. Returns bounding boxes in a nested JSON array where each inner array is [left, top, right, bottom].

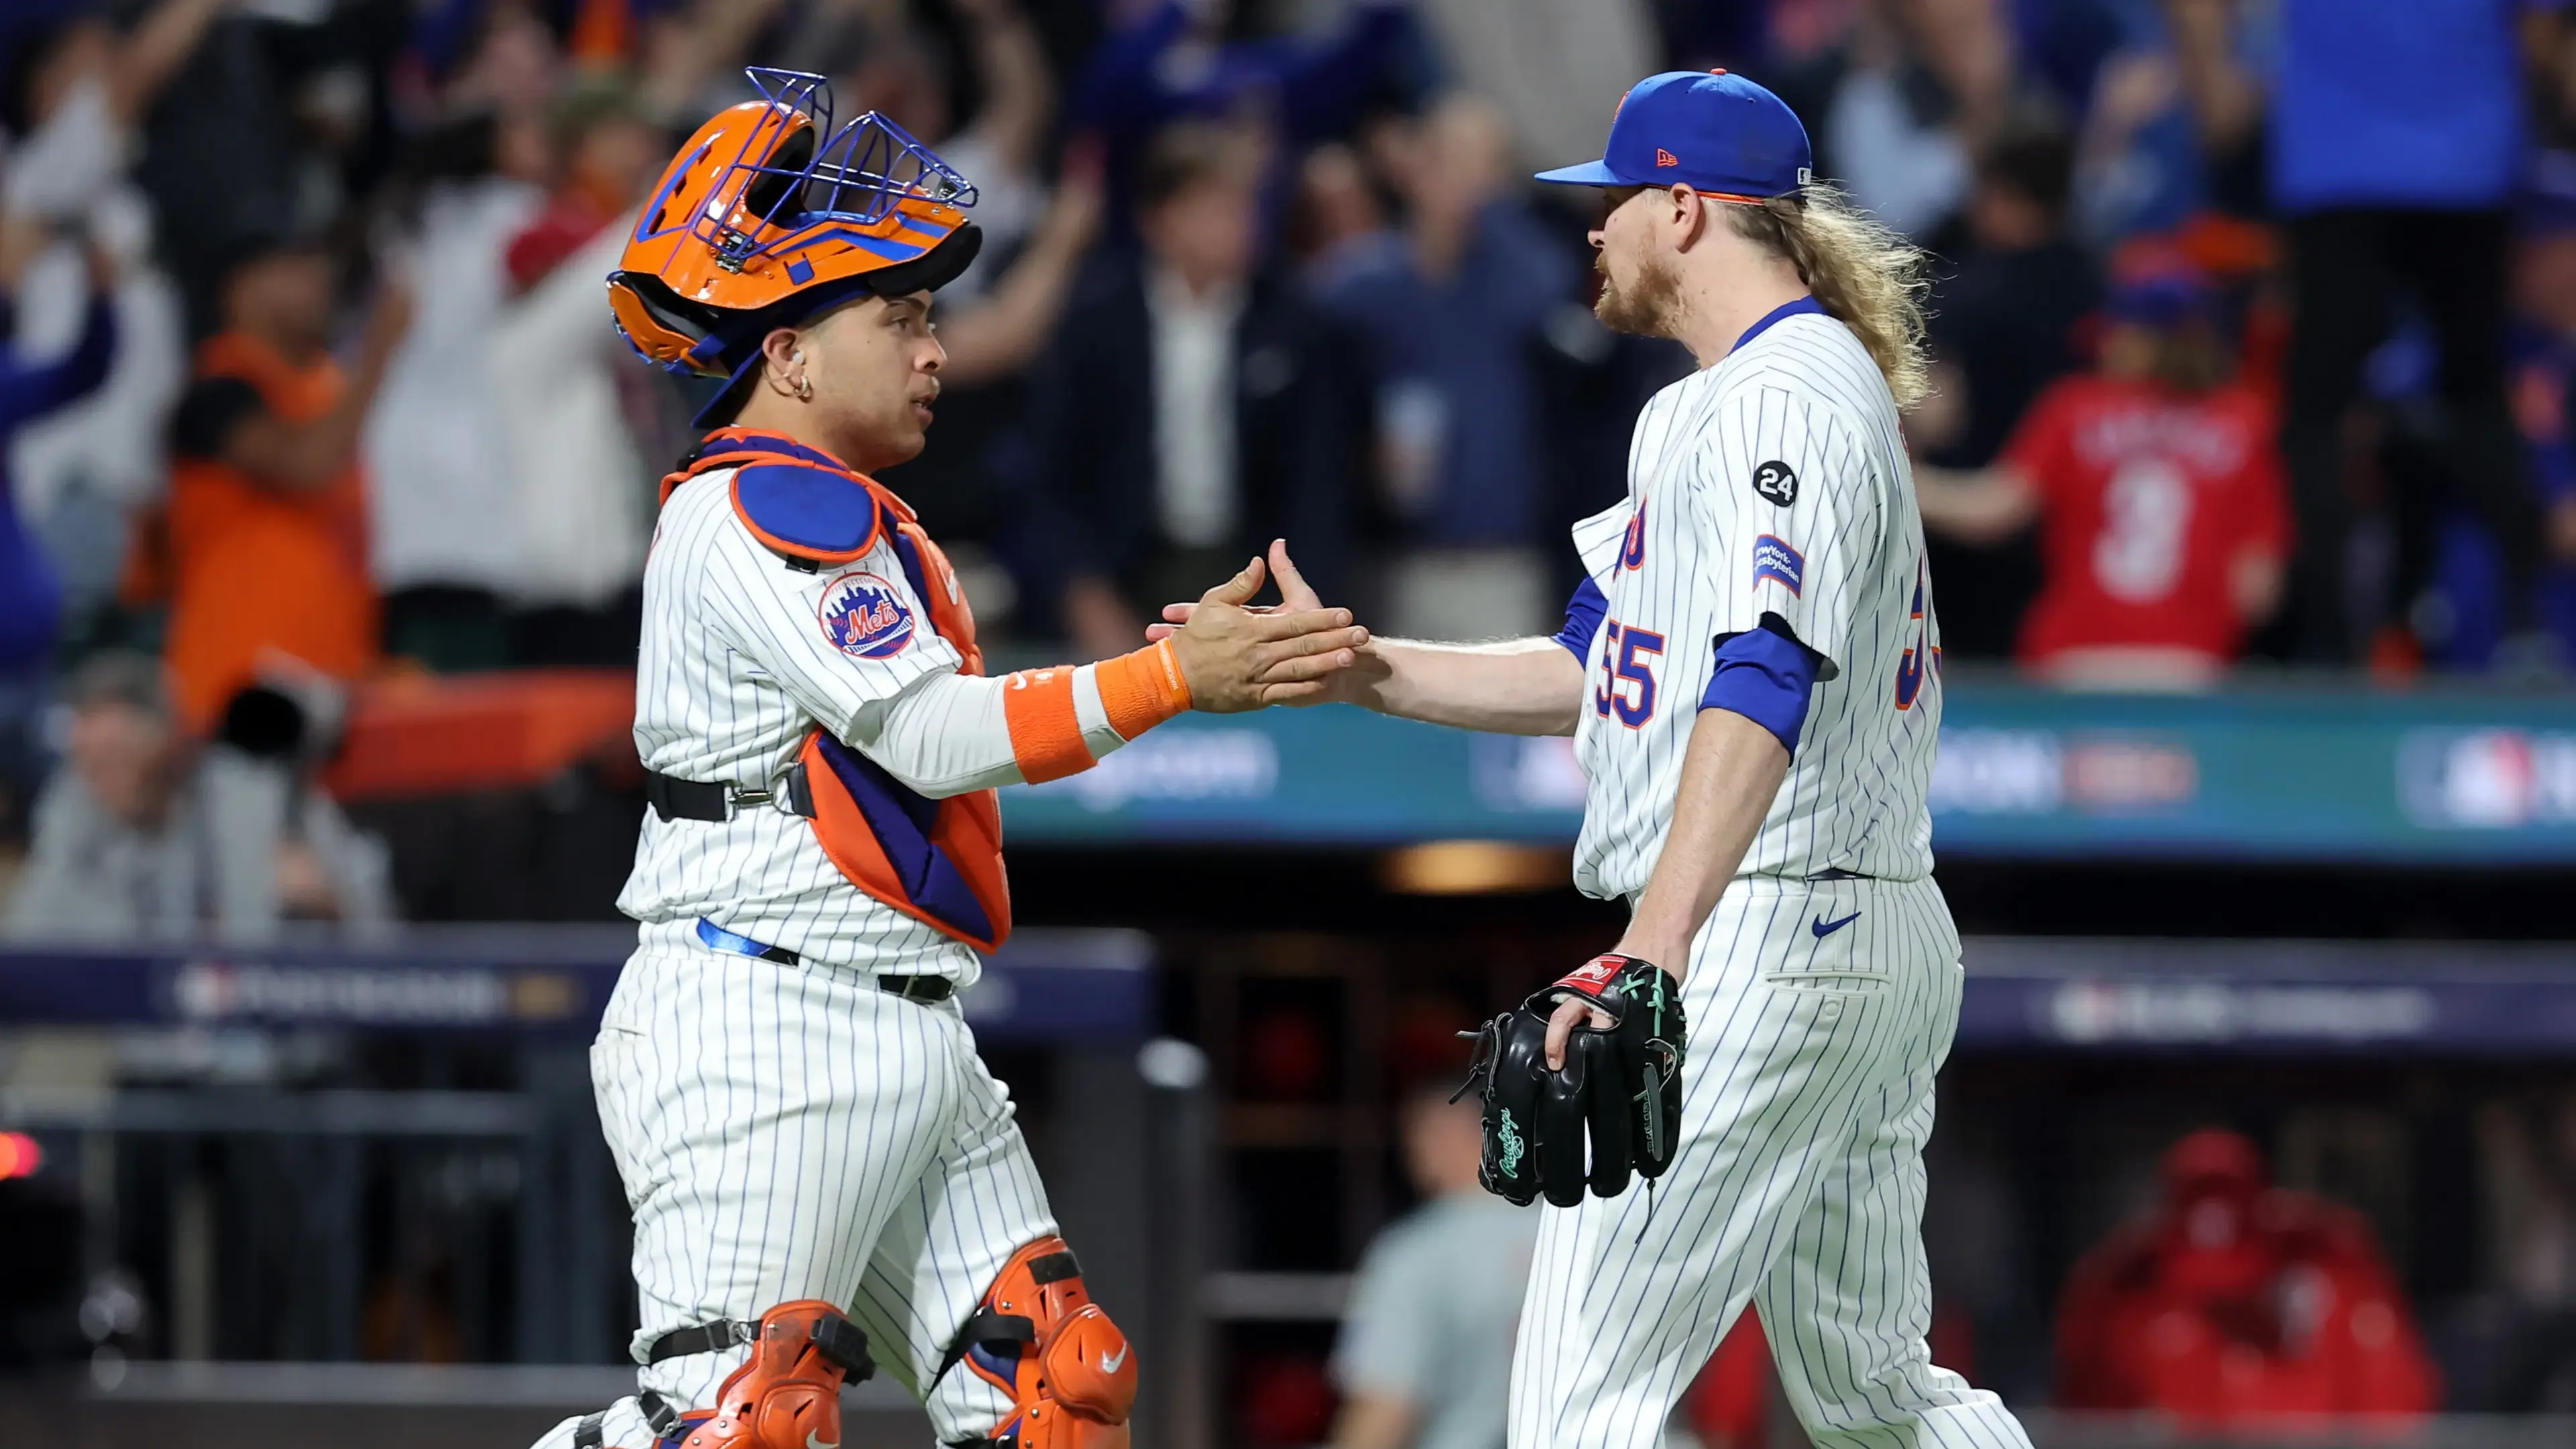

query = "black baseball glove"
[[1454, 954, 1686, 1208]]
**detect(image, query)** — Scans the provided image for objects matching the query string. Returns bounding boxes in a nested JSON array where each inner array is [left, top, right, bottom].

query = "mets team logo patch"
[[1752, 535, 1805, 596], [818, 572, 916, 658]]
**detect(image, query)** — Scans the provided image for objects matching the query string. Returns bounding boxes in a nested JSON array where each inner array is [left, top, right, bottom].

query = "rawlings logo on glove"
[[1454, 955, 1687, 1208]]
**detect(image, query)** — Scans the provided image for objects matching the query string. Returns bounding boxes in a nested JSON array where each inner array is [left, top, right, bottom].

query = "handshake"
[[1144, 539, 1378, 714]]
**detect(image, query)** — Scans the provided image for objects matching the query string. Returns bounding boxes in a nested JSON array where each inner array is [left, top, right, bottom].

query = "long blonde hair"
[[1726, 182, 1933, 411]]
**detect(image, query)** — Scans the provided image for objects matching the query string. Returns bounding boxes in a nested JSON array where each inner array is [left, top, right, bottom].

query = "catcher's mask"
[[608, 67, 983, 428]]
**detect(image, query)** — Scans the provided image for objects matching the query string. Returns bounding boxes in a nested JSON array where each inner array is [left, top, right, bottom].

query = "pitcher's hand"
[[1166, 553, 1368, 711], [1148, 538, 1320, 641]]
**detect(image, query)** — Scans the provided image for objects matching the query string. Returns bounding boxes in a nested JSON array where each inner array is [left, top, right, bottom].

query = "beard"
[[1593, 250, 1684, 339]]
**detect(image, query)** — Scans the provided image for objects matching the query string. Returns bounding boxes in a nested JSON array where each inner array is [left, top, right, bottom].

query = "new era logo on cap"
[[1534, 70, 1813, 201]]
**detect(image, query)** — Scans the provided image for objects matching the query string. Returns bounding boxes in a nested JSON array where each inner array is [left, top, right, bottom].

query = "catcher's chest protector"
[[662, 429, 1012, 951], [951, 1237, 1137, 1448]]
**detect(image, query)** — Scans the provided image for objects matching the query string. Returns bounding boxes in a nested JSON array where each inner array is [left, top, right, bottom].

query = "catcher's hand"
[[1455, 954, 1686, 1208]]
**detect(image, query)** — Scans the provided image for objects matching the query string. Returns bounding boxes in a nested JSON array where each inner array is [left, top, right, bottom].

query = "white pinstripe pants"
[[531, 938, 1056, 1448], [1509, 875, 2031, 1449]]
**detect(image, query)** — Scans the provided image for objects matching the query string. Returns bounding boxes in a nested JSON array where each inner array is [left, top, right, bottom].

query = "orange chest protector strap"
[[662, 429, 1010, 952]]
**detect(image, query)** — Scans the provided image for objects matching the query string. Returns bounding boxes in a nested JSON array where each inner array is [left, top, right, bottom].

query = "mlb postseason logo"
[[818, 571, 916, 658]]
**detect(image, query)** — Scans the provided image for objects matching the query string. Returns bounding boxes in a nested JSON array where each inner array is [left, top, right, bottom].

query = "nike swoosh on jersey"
[[1811, 911, 1861, 938], [1100, 1344, 1130, 1373]]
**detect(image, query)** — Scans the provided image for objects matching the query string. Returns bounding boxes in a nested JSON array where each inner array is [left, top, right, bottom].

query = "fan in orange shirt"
[[1913, 258, 2290, 688], [122, 235, 410, 728]]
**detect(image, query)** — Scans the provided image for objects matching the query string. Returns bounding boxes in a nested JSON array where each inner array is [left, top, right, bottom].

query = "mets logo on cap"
[[819, 572, 916, 658]]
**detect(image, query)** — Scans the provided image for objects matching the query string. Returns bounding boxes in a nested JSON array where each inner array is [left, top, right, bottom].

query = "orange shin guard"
[[673, 1301, 873, 1449], [948, 1238, 1137, 1448]]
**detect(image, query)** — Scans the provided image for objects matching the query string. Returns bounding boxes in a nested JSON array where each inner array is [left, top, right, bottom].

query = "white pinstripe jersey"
[[616, 468, 979, 979], [1570, 307, 1941, 901]]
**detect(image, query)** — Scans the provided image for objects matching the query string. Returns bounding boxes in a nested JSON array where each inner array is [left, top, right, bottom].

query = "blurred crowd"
[[6, 0, 2576, 892]]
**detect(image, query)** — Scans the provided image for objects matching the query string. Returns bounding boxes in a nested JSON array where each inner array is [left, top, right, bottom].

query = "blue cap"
[[2104, 266, 2217, 327], [1534, 70, 1812, 199]]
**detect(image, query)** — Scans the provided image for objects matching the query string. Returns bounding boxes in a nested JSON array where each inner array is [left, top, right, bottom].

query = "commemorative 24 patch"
[[1752, 534, 1806, 596], [1751, 460, 1799, 507], [818, 572, 916, 658]]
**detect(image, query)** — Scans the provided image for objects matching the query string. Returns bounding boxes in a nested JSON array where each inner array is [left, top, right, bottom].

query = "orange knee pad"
[[669, 1300, 873, 1449], [946, 1237, 1137, 1448]]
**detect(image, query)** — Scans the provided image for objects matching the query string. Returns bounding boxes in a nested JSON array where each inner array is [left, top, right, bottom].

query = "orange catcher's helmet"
[[608, 68, 982, 427]]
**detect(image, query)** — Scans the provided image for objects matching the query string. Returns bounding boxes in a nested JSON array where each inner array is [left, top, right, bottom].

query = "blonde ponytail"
[[1727, 182, 1933, 411]]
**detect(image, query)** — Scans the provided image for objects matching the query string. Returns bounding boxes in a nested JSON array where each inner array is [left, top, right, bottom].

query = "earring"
[[793, 374, 813, 401]]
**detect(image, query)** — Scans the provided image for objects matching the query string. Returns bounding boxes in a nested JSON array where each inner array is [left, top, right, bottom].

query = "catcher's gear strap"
[[640, 1391, 682, 1440], [645, 1318, 757, 1364], [674, 1299, 873, 1449], [644, 765, 815, 826], [941, 1237, 1136, 1448], [576, 1391, 686, 1448], [1460, 953, 1688, 1209]]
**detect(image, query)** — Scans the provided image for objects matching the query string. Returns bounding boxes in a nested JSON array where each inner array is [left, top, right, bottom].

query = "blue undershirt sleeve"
[[1701, 613, 1821, 754], [1554, 576, 1607, 663]]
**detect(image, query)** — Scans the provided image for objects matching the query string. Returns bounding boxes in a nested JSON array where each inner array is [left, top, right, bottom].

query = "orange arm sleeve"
[[1001, 665, 1092, 784]]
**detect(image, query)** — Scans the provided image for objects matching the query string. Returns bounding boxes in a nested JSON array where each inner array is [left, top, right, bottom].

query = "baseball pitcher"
[[1159, 70, 2033, 1449]]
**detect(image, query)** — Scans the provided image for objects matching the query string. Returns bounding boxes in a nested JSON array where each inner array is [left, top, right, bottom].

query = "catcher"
[[535, 69, 1365, 1449]]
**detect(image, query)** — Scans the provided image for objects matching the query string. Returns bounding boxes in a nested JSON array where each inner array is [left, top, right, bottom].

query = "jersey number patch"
[[1595, 621, 1665, 727], [1752, 460, 1799, 507]]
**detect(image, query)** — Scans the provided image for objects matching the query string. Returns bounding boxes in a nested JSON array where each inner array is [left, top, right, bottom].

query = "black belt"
[[694, 918, 957, 1003], [646, 765, 814, 822], [1806, 867, 1875, 881]]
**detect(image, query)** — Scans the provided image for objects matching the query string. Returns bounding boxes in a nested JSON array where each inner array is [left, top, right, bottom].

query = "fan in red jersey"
[[1915, 257, 2291, 687], [2054, 1130, 2437, 1426]]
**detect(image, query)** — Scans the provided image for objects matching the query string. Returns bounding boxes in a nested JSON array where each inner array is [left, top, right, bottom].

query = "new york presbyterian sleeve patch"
[[1752, 534, 1806, 596], [1751, 459, 1799, 507]]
